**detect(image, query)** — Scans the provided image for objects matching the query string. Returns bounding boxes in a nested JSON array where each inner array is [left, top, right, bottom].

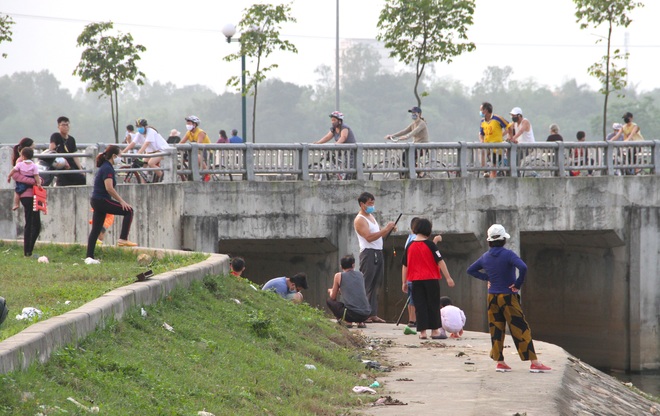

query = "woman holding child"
[[9, 138, 41, 257], [401, 218, 455, 340]]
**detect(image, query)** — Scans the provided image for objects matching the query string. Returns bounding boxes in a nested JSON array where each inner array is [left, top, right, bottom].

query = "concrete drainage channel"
[[0, 248, 228, 374]]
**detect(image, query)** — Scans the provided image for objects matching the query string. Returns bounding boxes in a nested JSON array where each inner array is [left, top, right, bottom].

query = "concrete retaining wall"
[[0, 249, 228, 374], [0, 176, 658, 371]]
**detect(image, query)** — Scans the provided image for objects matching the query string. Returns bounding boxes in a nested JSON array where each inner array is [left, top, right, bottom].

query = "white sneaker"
[[84, 257, 101, 265]]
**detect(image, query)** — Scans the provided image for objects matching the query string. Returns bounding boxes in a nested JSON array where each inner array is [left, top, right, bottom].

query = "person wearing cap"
[[385, 106, 430, 178], [606, 123, 623, 141], [507, 107, 536, 176], [479, 102, 510, 178], [262, 273, 308, 304], [385, 106, 429, 144], [506, 107, 535, 144], [467, 224, 552, 373], [180, 115, 211, 181]]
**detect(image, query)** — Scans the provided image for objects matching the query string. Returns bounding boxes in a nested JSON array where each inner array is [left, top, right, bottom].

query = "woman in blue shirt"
[[85, 145, 136, 263]]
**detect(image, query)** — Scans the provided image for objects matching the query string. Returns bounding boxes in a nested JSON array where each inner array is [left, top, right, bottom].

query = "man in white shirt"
[[353, 192, 396, 323]]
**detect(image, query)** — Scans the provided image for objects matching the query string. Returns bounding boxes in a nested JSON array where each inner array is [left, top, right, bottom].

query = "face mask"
[[624, 117, 630, 123], [365, 206, 375, 214], [511, 116, 519, 123], [137, 127, 146, 134], [411, 114, 419, 120], [479, 111, 484, 118], [186, 124, 194, 131]]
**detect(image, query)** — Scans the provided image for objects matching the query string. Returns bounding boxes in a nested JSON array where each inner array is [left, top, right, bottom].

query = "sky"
[[1, 0, 658, 96]]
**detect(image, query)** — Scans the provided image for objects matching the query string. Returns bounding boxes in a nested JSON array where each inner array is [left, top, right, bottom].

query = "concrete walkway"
[[355, 323, 659, 416]]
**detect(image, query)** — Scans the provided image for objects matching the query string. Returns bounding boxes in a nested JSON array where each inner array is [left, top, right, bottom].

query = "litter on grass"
[[162, 322, 175, 333], [37, 256, 49, 263], [16, 307, 42, 321], [304, 364, 317, 370], [352, 386, 377, 394]]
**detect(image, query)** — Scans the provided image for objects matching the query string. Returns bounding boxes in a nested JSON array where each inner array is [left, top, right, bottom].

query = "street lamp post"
[[222, 24, 247, 143]]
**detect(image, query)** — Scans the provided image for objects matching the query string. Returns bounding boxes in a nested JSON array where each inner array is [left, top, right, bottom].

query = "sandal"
[[345, 323, 354, 328], [419, 335, 428, 340], [369, 316, 386, 323], [357, 322, 367, 329], [407, 321, 416, 327]]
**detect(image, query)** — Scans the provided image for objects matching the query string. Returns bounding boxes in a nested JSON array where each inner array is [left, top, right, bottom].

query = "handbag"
[[33, 186, 48, 214]]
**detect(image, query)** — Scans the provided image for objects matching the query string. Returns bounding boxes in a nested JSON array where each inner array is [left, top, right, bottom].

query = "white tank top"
[[356, 214, 383, 251], [517, 119, 536, 143]]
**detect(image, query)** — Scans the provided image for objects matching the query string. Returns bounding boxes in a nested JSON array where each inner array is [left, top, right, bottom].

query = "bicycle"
[[120, 158, 162, 184], [308, 149, 354, 181]]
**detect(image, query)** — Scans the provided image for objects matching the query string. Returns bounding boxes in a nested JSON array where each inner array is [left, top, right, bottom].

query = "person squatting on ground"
[[8, 140, 39, 211], [479, 102, 510, 178], [402, 218, 455, 340], [466, 224, 552, 373], [10, 147, 42, 257], [85, 145, 137, 263], [327, 254, 372, 329], [262, 273, 308, 304], [179, 115, 211, 182], [230, 257, 246, 277], [440, 296, 466, 338], [354, 192, 396, 323], [121, 118, 170, 182]]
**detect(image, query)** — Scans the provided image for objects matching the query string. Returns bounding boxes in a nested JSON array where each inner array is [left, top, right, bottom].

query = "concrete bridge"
[[1, 175, 658, 373]]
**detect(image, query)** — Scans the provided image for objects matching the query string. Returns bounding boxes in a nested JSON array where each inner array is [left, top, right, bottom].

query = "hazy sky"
[[1, 0, 658, 95]]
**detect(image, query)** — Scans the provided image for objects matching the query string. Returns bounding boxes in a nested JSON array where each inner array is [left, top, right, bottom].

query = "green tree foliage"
[[224, 3, 298, 143], [0, 13, 14, 59], [573, 0, 644, 140], [377, 0, 476, 107], [73, 21, 146, 143]]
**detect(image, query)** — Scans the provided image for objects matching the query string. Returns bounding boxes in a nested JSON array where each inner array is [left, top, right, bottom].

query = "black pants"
[[86, 198, 134, 258], [359, 249, 384, 317], [326, 299, 369, 323], [20, 197, 41, 257], [411, 279, 441, 331]]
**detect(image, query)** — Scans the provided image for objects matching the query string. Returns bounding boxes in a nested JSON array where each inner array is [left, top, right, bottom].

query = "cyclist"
[[385, 106, 430, 178], [314, 111, 356, 179], [179, 115, 211, 182], [315, 111, 356, 144], [121, 118, 169, 182]]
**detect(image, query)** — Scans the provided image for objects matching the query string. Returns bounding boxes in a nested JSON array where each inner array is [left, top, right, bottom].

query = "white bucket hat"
[[487, 224, 511, 241]]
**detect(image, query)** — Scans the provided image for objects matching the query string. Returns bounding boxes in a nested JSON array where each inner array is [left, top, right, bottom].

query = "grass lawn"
[[0, 271, 373, 415], [0, 241, 208, 341]]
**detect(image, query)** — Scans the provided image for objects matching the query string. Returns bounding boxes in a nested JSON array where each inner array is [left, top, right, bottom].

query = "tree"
[[0, 13, 15, 59], [574, 0, 643, 140], [73, 21, 146, 143], [377, 0, 476, 107], [224, 3, 297, 143]]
